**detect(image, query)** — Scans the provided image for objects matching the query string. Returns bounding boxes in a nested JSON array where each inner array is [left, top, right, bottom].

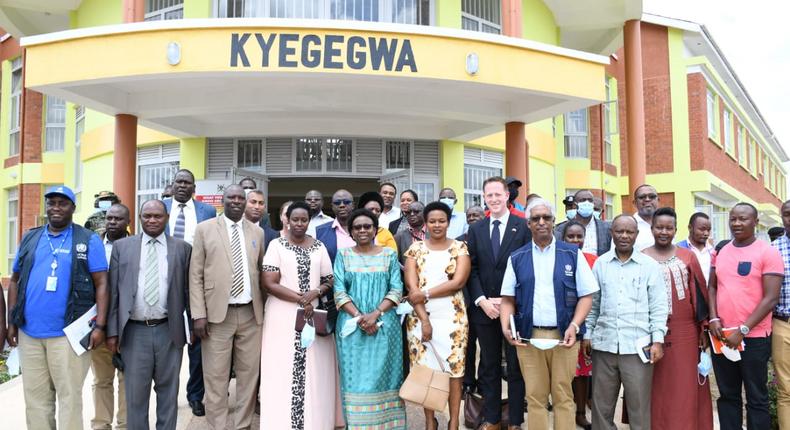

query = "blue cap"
[[44, 185, 77, 205]]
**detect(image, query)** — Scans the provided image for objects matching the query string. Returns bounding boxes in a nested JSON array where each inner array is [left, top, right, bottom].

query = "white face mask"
[[98, 200, 113, 211], [721, 345, 741, 362], [529, 339, 560, 350], [340, 316, 360, 338], [439, 198, 455, 210], [396, 302, 414, 315]]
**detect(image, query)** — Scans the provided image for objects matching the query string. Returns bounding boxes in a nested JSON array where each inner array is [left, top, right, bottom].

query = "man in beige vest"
[[190, 185, 265, 429]]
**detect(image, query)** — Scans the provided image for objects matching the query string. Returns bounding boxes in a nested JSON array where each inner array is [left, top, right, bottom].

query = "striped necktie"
[[173, 203, 186, 239], [230, 223, 244, 298], [144, 238, 159, 306]]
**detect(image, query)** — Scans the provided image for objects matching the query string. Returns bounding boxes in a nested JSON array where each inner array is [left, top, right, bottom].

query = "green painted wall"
[[180, 137, 207, 179], [184, 0, 213, 19], [440, 140, 465, 208], [528, 158, 556, 209], [71, 0, 122, 29], [0, 59, 12, 160], [74, 154, 114, 224], [436, 0, 461, 29], [522, 0, 559, 45]]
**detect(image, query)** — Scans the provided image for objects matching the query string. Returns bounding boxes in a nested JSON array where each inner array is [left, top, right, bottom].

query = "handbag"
[[317, 294, 337, 335], [463, 391, 510, 428], [295, 307, 331, 336], [399, 341, 450, 412]]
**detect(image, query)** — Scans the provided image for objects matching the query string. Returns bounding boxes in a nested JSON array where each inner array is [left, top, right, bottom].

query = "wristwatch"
[[94, 324, 107, 331], [739, 325, 750, 336], [569, 322, 580, 334]]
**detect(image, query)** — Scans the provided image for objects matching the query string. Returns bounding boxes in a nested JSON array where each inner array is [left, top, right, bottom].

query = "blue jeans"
[[711, 336, 771, 430]]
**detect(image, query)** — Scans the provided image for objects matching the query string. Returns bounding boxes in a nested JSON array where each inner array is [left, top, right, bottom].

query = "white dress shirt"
[[307, 212, 334, 237], [168, 199, 198, 245], [634, 212, 655, 251], [688, 240, 714, 284], [447, 212, 468, 239], [132, 232, 169, 320], [103, 235, 113, 265], [501, 239, 599, 327], [225, 215, 253, 304], [475, 211, 512, 306], [379, 207, 401, 229], [582, 219, 598, 255]]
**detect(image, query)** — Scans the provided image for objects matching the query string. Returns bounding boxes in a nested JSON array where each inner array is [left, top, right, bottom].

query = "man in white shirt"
[[305, 189, 334, 237], [632, 184, 660, 251], [553, 189, 611, 256], [378, 182, 401, 227], [438, 187, 468, 239], [676, 212, 714, 284], [500, 198, 598, 430]]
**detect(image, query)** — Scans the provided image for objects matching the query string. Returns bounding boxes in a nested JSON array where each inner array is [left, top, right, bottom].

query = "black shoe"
[[189, 400, 205, 417]]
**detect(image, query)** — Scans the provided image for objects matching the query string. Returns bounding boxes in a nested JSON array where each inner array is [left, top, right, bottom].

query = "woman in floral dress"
[[404, 202, 471, 430]]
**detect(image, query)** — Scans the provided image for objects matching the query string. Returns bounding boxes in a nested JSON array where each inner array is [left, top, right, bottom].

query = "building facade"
[[0, 1, 784, 276]]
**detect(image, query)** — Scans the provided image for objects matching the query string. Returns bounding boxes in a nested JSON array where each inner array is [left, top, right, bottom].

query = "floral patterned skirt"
[[405, 292, 468, 377]]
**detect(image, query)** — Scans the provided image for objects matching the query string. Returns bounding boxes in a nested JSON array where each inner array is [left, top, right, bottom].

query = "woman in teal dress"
[[334, 208, 407, 429]]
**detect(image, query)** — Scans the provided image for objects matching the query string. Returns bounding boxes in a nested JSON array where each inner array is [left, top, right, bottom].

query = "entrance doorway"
[[266, 177, 381, 230]]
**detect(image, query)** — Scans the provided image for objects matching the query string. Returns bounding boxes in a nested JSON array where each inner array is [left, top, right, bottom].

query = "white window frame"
[[9, 57, 22, 156], [706, 88, 717, 139], [737, 126, 747, 167], [145, 0, 184, 20], [136, 144, 181, 226], [293, 137, 355, 174], [605, 192, 614, 221], [74, 106, 85, 192], [463, 148, 504, 211], [748, 139, 757, 174], [461, 0, 501, 34], [7, 187, 18, 270], [44, 96, 66, 152], [603, 77, 618, 164], [723, 110, 734, 155], [216, 0, 433, 25], [564, 108, 589, 159]]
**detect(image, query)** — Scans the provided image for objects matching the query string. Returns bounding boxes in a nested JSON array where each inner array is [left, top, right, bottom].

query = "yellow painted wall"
[[528, 158, 556, 207], [522, 0, 559, 45], [436, 0, 461, 29], [0, 59, 13, 161], [180, 137, 207, 179], [71, 0, 122, 29], [440, 140, 465, 208], [184, 0, 213, 19], [74, 153, 114, 224]]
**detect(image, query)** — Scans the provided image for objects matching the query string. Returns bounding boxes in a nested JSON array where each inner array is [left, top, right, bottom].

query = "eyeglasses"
[[406, 210, 422, 215], [636, 193, 658, 201], [352, 223, 374, 231], [332, 199, 353, 206], [529, 215, 554, 223]]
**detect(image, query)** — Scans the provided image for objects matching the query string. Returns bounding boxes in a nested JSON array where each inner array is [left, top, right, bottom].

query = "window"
[[723, 110, 734, 154], [74, 106, 85, 190], [386, 140, 410, 170], [463, 148, 504, 210], [137, 144, 180, 223], [605, 193, 614, 221], [461, 0, 501, 34], [603, 77, 619, 164], [237, 139, 263, 171], [564, 109, 589, 158], [325, 138, 352, 172], [706, 89, 717, 139], [296, 138, 323, 172], [7, 187, 18, 269], [748, 140, 757, 174], [9, 57, 22, 156], [295, 137, 353, 172], [44, 96, 66, 152], [764, 153, 769, 182], [218, 0, 431, 24], [694, 199, 729, 243], [737, 126, 747, 166], [145, 0, 184, 20]]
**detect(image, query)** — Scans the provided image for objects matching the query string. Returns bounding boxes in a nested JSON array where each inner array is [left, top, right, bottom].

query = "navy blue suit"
[[163, 198, 216, 404], [466, 215, 531, 426], [315, 222, 338, 263]]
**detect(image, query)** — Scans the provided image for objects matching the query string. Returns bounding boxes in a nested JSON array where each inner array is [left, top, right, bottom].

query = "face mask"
[[300, 323, 315, 349], [439, 198, 455, 210], [566, 209, 577, 220], [396, 302, 414, 315], [98, 200, 112, 211], [697, 350, 712, 384], [593, 210, 602, 220], [721, 345, 741, 362], [577, 201, 594, 218], [529, 339, 560, 350]]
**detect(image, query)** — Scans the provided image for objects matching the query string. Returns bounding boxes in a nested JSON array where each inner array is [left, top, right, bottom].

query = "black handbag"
[[316, 294, 337, 336]]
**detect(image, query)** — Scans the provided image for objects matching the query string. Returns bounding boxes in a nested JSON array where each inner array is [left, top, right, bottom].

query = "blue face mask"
[[566, 209, 577, 220], [98, 200, 112, 211], [577, 201, 594, 218], [593, 210, 602, 220], [439, 198, 455, 211], [698, 350, 712, 384]]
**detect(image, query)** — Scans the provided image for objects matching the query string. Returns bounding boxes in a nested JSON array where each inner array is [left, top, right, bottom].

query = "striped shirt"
[[772, 234, 790, 317]]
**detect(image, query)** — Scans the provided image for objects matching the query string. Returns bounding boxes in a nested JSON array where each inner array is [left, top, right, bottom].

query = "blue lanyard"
[[45, 224, 71, 273]]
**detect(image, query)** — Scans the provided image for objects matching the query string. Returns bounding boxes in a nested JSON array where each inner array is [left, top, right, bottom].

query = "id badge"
[[46, 276, 58, 292]]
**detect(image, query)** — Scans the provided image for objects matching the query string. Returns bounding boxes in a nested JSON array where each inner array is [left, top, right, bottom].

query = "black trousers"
[[186, 339, 205, 402], [464, 322, 478, 389], [711, 336, 771, 430], [475, 321, 525, 425]]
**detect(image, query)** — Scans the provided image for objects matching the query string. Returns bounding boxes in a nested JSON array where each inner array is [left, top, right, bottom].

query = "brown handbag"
[[399, 342, 450, 412], [463, 391, 510, 428], [294, 308, 330, 336]]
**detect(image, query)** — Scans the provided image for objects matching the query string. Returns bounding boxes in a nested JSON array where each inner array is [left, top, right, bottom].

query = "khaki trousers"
[[515, 328, 578, 430], [19, 330, 91, 430], [202, 304, 262, 430], [91, 343, 127, 429], [773, 318, 790, 429]]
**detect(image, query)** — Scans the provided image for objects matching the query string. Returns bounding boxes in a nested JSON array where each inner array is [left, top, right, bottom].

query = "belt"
[[774, 314, 790, 323], [228, 302, 252, 308], [533, 326, 558, 330], [129, 318, 168, 327]]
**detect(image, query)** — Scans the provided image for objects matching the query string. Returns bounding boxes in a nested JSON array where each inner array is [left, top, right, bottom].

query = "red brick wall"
[[19, 184, 41, 234], [642, 23, 674, 174], [687, 72, 781, 207], [589, 105, 603, 171], [22, 89, 43, 163]]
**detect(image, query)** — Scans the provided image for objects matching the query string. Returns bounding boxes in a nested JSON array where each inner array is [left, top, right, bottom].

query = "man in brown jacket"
[[190, 184, 266, 430]]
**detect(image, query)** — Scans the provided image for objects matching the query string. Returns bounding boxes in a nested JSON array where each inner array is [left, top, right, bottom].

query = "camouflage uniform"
[[84, 190, 120, 235]]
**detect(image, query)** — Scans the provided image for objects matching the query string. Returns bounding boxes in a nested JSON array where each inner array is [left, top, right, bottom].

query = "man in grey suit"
[[106, 200, 192, 430]]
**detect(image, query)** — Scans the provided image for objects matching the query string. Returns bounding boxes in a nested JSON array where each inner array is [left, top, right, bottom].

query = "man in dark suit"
[[163, 168, 216, 417], [466, 177, 531, 430], [554, 189, 611, 256], [106, 200, 192, 430]]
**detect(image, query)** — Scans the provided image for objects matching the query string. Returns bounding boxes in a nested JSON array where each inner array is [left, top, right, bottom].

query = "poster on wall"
[[195, 180, 230, 212]]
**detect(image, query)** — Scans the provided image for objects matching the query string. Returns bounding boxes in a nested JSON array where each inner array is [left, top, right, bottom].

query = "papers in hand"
[[709, 328, 745, 362], [184, 310, 191, 345], [63, 304, 97, 356], [635, 335, 652, 364]]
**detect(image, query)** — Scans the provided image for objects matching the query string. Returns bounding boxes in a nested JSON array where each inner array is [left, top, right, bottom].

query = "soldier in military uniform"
[[84, 191, 121, 235]]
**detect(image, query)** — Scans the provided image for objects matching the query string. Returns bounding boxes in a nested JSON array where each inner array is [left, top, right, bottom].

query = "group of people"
[[0, 171, 788, 430]]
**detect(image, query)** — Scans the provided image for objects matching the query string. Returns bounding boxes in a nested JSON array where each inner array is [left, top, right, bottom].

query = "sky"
[[643, 0, 790, 169]]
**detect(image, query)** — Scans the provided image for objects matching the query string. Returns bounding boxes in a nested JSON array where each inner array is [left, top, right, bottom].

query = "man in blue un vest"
[[499, 198, 598, 430]]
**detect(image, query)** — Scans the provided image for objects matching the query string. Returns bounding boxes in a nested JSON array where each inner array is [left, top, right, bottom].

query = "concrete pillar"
[[123, 0, 145, 23], [624, 19, 647, 195], [501, 0, 522, 38], [114, 114, 137, 232], [505, 121, 528, 206]]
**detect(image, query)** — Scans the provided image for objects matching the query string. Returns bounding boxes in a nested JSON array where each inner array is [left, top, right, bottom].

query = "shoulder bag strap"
[[425, 341, 448, 373]]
